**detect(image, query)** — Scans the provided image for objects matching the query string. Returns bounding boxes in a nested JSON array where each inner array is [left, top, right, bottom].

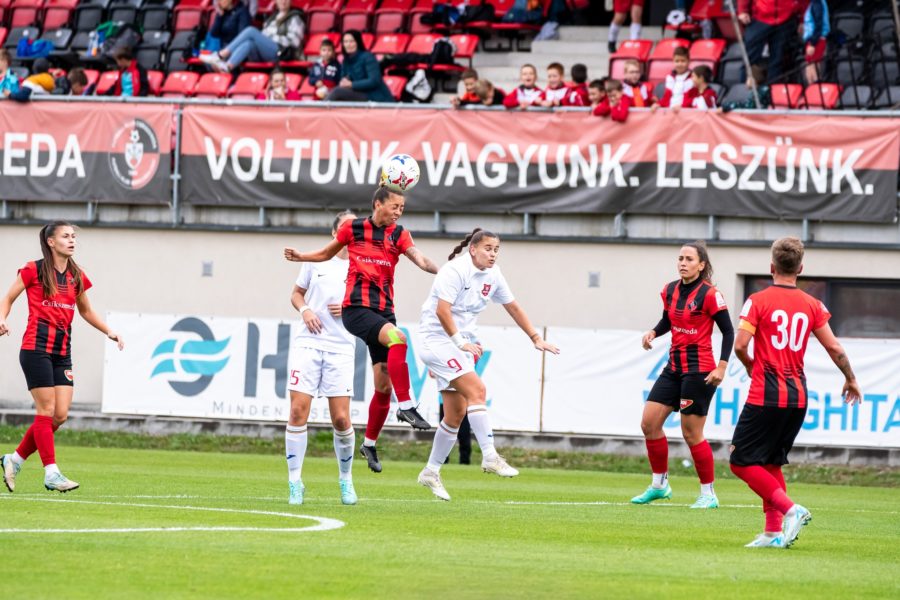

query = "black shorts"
[[19, 350, 74, 390], [729, 404, 807, 466], [341, 306, 396, 365], [647, 367, 717, 416]]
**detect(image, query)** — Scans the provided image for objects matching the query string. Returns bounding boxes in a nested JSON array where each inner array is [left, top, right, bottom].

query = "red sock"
[[32, 415, 56, 467], [645, 437, 669, 474], [16, 422, 60, 461], [730, 464, 795, 514], [765, 507, 784, 533], [386, 344, 411, 402], [689, 440, 715, 485], [365, 391, 392, 441]]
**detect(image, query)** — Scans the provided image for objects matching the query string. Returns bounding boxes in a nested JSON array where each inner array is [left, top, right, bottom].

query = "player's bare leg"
[[452, 374, 517, 477]]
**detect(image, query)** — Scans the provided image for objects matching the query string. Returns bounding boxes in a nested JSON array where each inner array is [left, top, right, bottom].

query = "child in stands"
[[502, 64, 543, 110], [539, 63, 583, 107], [451, 68, 481, 107], [0, 49, 19, 99], [308, 38, 341, 100], [569, 63, 590, 106], [257, 68, 300, 101], [587, 78, 609, 109], [682, 65, 716, 110], [658, 47, 693, 108], [473, 79, 506, 106], [593, 79, 629, 122], [622, 59, 657, 108]]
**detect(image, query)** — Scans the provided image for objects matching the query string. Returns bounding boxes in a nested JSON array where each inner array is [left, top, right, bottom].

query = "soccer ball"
[[380, 154, 420, 193]]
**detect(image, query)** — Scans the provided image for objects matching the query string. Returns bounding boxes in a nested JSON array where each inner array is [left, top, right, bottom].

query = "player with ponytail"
[[416, 228, 560, 501], [0, 222, 124, 494]]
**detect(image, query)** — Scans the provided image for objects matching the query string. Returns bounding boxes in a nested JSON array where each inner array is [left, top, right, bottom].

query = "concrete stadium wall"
[[0, 223, 897, 406]]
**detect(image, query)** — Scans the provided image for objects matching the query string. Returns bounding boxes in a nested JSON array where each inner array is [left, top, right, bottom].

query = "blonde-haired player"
[[416, 228, 559, 501]]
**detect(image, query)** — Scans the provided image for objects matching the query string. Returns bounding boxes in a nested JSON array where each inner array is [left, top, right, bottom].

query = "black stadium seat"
[[720, 85, 752, 106], [140, 4, 171, 31], [135, 45, 162, 70], [141, 29, 171, 47], [73, 4, 106, 32], [840, 85, 873, 109], [4, 26, 40, 50], [833, 12, 864, 39], [835, 59, 866, 86], [871, 60, 900, 89], [872, 86, 900, 109], [41, 27, 74, 51], [869, 15, 895, 43], [167, 29, 195, 51], [718, 59, 744, 87]]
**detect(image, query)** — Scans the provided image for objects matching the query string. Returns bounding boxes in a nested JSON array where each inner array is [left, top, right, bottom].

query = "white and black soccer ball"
[[380, 154, 421, 193]]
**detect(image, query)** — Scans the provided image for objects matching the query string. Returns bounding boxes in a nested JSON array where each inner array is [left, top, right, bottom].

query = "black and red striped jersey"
[[18, 260, 91, 356], [336, 217, 414, 312], [661, 278, 727, 373], [739, 285, 831, 409]]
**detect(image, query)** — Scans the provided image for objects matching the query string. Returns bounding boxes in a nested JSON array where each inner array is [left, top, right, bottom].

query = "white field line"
[[0, 496, 345, 533]]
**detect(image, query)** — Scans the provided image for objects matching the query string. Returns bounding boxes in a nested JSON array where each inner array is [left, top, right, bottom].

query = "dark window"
[[743, 276, 900, 339]]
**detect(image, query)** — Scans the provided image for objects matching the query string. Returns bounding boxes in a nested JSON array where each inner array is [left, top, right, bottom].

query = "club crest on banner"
[[109, 118, 160, 190]]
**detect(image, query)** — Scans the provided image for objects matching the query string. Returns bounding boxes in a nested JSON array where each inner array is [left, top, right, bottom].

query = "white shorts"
[[418, 332, 476, 392], [287, 346, 354, 398]]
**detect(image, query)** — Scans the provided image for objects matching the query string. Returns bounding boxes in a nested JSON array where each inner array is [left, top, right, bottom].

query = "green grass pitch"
[[2, 446, 898, 599]]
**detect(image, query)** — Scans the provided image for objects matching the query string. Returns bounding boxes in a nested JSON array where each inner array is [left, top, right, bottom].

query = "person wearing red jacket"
[[539, 63, 584, 107], [682, 65, 717, 110], [502, 64, 543, 110], [593, 79, 629, 122], [569, 64, 590, 106], [107, 47, 149, 97], [658, 47, 693, 108], [738, 0, 807, 84], [622, 59, 657, 108], [256, 68, 301, 101]]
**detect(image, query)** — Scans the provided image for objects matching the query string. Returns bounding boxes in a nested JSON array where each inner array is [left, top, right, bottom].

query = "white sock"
[[363, 437, 376, 447], [44, 463, 60, 476], [652, 472, 668, 489], [333, 427, 355, 481], [630, 23, 642, 39], [10, 451, 25, 466], [426, 421, 458, 472], [398, 399, 415, 410], [466, 405, 498, 462], [701, 482, 714, 496], [285, 425, 307, 484], [609, 23, 620, 44]]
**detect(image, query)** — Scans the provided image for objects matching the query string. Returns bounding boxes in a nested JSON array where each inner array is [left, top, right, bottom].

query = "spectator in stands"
[[608, 0, 644, 54], [0, 49, 19, 99], [209, 0, 252, 48], [539, 63, 583, 107], [570, 63, 590, 106], [622, 59, 657, 108], [802, 0, 829, 84], [658, 46, 693, 108], [502, 64, 543, 110], [587, 78, 608, 109], [450, 68, 480, 108], [737, 0, 803, 85], [201, 0, 304, 72], [721, 65, 771, 112], [67, 68, 96, 96], [106, 47, 149, 97], [308, 38, 341, 100], [256, 68, 300, 101], [682, 65, 716, 109], [502, 0, 544, 25], [8, 58, 54, 101], [327, 30, 393, 102], [593, 79, 629, 122], [473, 79, 506, 106]]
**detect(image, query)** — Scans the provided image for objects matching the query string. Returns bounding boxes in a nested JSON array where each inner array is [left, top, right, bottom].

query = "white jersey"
[[294, 257, 355, 355], [419, 254, 515, 338]]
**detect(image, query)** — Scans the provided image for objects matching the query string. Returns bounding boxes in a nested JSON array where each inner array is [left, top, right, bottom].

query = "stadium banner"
[[179, 106, 899, 222], [542, 328, 900, 448], [0, 102, 171, 204], [101, 312, 542, 431]]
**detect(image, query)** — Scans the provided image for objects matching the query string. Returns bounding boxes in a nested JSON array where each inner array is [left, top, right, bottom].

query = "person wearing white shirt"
[[285, 211, 358, 507], [416, 228, 560, 501]]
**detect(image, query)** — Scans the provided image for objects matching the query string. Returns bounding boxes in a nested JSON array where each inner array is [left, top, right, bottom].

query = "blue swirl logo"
[[151, 317, 231, 396]]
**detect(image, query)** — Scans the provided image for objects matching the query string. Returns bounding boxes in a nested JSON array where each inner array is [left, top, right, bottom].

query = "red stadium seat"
[[297, 76, 317, 99], [95, 70, 120, 95], [303, 31, 340, 58], [406, 32, 441, 54], [10, 0, 43, 28], [194, 72, 232, 98], [649, 38, 690, 61], [0, 2, 7, 29], [82, 68, 99, 88], [341, 0, 378, 32], [228, 71, 268, 98], [374, 0, 414, 34], [803, 83, 841, 109], [173, 1, 209, 32], [0, 28, 7, 47], [383, 74, 406, 100], [306, 0, 341, 34], [409, 0, 434, 35], [285, 72, 302, 91], [147, 69, 164, 96], [690, 38, 726, 75], [770, 83, 803, 109], [449, 33, 477, 66], [42, 0, 78, 29], [160, 71, 200, 97], [609, 39, 654, 79], [371, 33, 409, 55]]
